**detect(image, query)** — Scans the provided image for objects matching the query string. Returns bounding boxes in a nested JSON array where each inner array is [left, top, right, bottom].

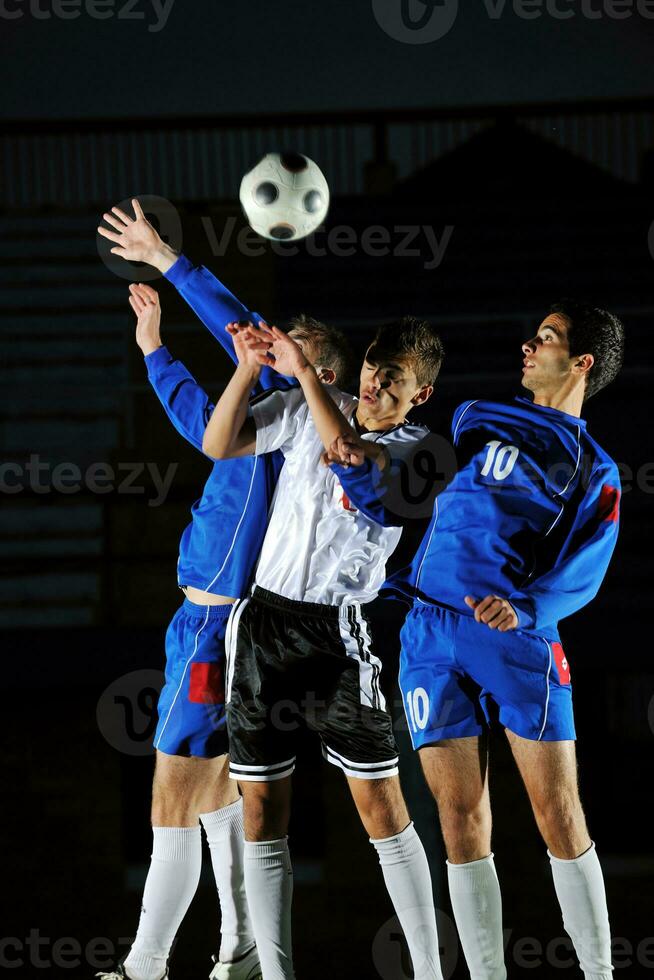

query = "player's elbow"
[[202, 429, 230, 460]]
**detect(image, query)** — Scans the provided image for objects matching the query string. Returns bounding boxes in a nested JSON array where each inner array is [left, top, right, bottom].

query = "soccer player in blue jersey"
[[96, 203, 352, 980], [328, 303, 625, 980]]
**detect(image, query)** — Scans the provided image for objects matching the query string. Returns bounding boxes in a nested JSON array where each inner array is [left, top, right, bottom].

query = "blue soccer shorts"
[[154, 598, 233, 758], [399, 602, 576, 747]]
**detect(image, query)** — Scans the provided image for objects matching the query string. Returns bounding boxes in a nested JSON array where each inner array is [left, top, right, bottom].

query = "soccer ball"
[[239, 152, 330, 242]]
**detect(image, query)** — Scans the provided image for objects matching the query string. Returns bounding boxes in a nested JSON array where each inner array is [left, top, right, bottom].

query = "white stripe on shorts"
[[338, 603, 385, 711], [322, 743, 399, 780], [224, 597, 249, 705], [229, 757, 297, 783]]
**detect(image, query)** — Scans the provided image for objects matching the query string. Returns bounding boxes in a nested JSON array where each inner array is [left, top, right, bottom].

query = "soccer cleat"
[[209, 946, 262, 980]]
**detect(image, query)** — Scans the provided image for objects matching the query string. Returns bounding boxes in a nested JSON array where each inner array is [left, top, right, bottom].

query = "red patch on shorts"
[[598, 485, 620, 523], [552, 643, 571, 685], [189, 662, 224, 704]]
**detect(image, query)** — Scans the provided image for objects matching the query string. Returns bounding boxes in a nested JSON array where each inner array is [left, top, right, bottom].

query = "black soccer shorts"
[[225, 587, 399, 782]]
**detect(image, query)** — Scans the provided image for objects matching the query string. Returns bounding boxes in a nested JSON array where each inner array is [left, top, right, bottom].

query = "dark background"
[[2, 2, 653, 977]]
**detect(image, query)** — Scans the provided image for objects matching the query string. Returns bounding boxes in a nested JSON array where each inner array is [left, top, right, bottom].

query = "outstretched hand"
[[129, 282, 162, 356], [465, 594, 518, 632], [239, 323, 311, 378], [226, 320, 274, 374], [98, 198, 173, 269]]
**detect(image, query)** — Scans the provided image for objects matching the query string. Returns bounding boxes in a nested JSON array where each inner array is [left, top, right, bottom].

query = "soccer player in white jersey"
[[202, 317, 446, 980]]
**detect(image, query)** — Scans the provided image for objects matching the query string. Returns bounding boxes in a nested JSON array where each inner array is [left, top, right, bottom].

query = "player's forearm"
[[202, 364, 259, 459], [296, 365, 352, 451]]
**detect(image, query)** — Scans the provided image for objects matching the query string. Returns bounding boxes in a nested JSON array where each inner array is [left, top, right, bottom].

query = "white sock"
[[124, 826, 202, 980], [243, 837, 295, 980], [447, 853, 506, 980], [370, 823, 444, 980], [549, 843, 613, 980], [200, 799, 255, 962]]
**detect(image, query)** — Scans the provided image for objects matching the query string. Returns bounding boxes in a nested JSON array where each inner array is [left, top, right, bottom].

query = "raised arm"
[[201, 323, 275, 459], [130, 283, 216, 453], [98, 198, 282, 387]]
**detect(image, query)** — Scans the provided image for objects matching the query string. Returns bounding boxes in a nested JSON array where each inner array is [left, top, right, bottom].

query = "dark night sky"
[[3, 0, 654, 120]]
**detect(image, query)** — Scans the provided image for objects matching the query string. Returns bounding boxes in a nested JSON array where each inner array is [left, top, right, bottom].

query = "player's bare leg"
[[347, 774, 444, 980], [506, 730, 612, 979], [122, 753, 255, 980], [238, 778, 295, 980], [420, 737, 506, 980]]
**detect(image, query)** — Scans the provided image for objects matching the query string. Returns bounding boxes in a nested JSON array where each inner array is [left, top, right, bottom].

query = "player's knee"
[[241, 784, 290, 841], [151, 766, 201, 825], [530, 789, 587, 845], [438, 796, 491, 849]]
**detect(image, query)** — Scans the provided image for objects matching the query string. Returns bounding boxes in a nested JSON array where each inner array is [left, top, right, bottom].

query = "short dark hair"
[[367, 316, 444, 388], [550, 300, 625, 400], [288, 314, 355, 388]]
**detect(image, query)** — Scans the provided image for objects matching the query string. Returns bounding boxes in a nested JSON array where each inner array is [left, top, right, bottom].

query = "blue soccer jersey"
[[387, 397, 621, 641], [145, 254, 292, 596]]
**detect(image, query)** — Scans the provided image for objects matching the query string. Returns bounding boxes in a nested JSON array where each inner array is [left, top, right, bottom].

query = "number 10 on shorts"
[[405, 687, 430, 733]]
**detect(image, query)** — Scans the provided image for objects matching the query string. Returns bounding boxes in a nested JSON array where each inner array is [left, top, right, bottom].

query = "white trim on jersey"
[[154, 604, 212, 750], [203, 459, 259, 593], [225, 597, 249, 705], [229, 757, 296, 782], [322, 744, 399, 780], [538, 639, 553, 741], [452, 400, 479, 442], [338, 604, 385, 711]]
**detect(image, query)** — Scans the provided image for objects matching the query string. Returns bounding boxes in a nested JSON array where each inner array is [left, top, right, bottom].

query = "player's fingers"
[[111, 205, 132, 224], [480, 600, 504, 625], [470, 594, 493, 621], [128, 296, 142, 316], [98, 226, 122, 243], [110, 247, 129, 257], [132, 198, 145, 220], [102, 212, 126, 232], [497, 615, 517, 633], [137, 282, 159, 301]]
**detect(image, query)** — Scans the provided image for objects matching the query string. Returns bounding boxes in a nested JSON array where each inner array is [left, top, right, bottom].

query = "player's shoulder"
[[580, 428, 620, 485], [451, 398, 509, 439], [375, 420, 431, 447]]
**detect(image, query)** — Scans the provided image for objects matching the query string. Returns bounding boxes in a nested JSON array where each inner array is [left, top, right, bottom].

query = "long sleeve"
[[509, 463, 621, 631], [164, 254, 282, 389], [145, 345, 218, 454], [330, 426, 436, 528], [330, 459, 401, 527]]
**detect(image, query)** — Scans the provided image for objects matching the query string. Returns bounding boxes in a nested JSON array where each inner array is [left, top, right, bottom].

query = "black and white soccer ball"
[[239, 152, 330, 242]]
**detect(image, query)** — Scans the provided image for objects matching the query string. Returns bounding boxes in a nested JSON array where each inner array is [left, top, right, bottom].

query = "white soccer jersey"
[[249, 385, 428, 606]]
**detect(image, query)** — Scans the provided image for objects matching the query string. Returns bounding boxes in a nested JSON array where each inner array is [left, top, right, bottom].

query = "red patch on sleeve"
[[341, 491, 357, 513], [598, 485, 620, 523], [552, 642, 571, 685], [189, 662, 224, 704]]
